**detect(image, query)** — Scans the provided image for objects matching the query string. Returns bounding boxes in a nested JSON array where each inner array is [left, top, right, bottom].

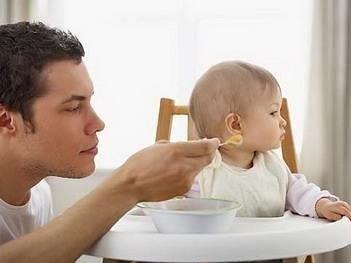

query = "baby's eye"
[[270, 111, 278, 116]]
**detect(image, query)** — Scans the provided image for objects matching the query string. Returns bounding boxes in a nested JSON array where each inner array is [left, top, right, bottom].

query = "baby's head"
[[190, 61, 286, 151]]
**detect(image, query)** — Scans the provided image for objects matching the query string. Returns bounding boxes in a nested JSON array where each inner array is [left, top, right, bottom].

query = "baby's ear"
[[224, 113, 241, 134], [0, 105, 17, 134]]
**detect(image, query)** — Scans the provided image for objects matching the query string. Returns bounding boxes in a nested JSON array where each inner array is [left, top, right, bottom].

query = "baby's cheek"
[[250, 131, 267, 141]]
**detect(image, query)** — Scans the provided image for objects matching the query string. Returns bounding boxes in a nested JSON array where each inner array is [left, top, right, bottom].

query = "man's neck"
[[0, 158, 43, 206]]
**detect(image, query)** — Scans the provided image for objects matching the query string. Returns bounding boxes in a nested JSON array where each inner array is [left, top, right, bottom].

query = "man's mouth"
[[81, 143, 98, 155]]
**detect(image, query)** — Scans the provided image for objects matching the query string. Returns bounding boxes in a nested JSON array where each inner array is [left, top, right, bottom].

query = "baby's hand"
[[315, 198, 351, 221]]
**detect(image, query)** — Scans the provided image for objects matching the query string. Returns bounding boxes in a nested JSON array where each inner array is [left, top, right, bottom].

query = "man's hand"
[[0, 138, 219, 263], [316, 198, 351, 221], [117, 138, 219, 202]]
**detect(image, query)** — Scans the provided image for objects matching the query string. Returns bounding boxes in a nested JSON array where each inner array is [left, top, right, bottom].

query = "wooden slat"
[[102, 259, 132, 263], [283, 255, 314, 263], [305, 255, 315, 263], [280, 98, 298, 173], [173, 105, 188, 115], [155, 98, 175, 141]]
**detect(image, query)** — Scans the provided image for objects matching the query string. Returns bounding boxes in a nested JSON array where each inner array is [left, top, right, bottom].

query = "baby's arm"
[[286, 173, 351, 220]]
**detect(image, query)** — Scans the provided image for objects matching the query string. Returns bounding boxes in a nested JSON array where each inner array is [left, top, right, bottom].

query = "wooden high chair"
[[154, 97, 314, 263]]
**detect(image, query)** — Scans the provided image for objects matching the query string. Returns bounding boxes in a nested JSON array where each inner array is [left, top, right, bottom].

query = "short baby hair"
[[189, 61, 280, 139]]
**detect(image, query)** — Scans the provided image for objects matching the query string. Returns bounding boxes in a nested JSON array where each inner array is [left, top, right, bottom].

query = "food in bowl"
[[137, 198, 240, 234]]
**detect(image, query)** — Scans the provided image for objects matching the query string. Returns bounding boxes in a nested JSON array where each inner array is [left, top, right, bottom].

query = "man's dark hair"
[[0, 21, 85, 126]]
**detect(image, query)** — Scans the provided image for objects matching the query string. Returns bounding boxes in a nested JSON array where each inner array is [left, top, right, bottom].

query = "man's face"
[[16, 60, 105, 178]]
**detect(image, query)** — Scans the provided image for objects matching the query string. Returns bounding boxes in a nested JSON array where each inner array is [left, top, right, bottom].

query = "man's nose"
[[86, 109, 105, 135]]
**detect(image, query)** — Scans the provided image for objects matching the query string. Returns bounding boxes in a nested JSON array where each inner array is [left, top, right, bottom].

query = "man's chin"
[[50, 164, 96, 179], [75, 164, 96, 178]]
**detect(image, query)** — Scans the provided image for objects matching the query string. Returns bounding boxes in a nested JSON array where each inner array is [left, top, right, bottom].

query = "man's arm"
[[0, 168, 137, 263], [0, 138, 219, 263]]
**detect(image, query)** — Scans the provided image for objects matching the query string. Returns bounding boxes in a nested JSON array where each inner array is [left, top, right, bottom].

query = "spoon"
[[219, 135, 242, 147]]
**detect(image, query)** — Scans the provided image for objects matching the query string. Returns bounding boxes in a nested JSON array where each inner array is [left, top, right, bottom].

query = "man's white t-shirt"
[[0, 180, 53, 244]]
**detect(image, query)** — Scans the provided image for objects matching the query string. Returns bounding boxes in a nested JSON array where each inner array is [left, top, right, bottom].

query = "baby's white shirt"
[[186, 150, 337, 217]]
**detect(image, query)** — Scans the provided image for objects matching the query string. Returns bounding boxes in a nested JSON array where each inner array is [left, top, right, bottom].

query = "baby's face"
[[239, 88, 286, 152]]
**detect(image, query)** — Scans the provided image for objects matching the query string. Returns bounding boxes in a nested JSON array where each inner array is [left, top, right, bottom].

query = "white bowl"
[[137, 198, 240, 234]]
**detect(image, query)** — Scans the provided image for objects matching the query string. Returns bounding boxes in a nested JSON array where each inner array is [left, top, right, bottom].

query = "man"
[[0, 22, 219, 262]]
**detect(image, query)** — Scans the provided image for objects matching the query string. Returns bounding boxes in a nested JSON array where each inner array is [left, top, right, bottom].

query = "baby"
[[187, 60, 351, 220]]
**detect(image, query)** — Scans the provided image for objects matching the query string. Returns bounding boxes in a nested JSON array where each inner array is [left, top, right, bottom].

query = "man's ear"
[[224, 113, 242, 134], [0, 106, 16, 134]]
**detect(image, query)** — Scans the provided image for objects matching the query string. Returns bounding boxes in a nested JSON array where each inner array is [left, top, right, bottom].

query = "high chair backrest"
[[155, 97, 298, 173]]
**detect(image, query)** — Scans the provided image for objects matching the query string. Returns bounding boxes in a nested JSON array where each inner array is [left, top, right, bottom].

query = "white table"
[[86, 210, 351, 262]]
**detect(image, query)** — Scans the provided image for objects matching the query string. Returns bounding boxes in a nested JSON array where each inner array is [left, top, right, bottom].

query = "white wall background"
[[58, 0, 313, 169]]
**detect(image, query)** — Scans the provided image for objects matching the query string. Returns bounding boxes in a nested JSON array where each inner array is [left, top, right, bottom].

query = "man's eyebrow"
[[61, 95, 87, 104], [61, 90, 94, 104]]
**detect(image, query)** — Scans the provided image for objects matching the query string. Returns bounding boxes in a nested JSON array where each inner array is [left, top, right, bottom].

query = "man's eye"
[[66, 105, 81, 112]]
